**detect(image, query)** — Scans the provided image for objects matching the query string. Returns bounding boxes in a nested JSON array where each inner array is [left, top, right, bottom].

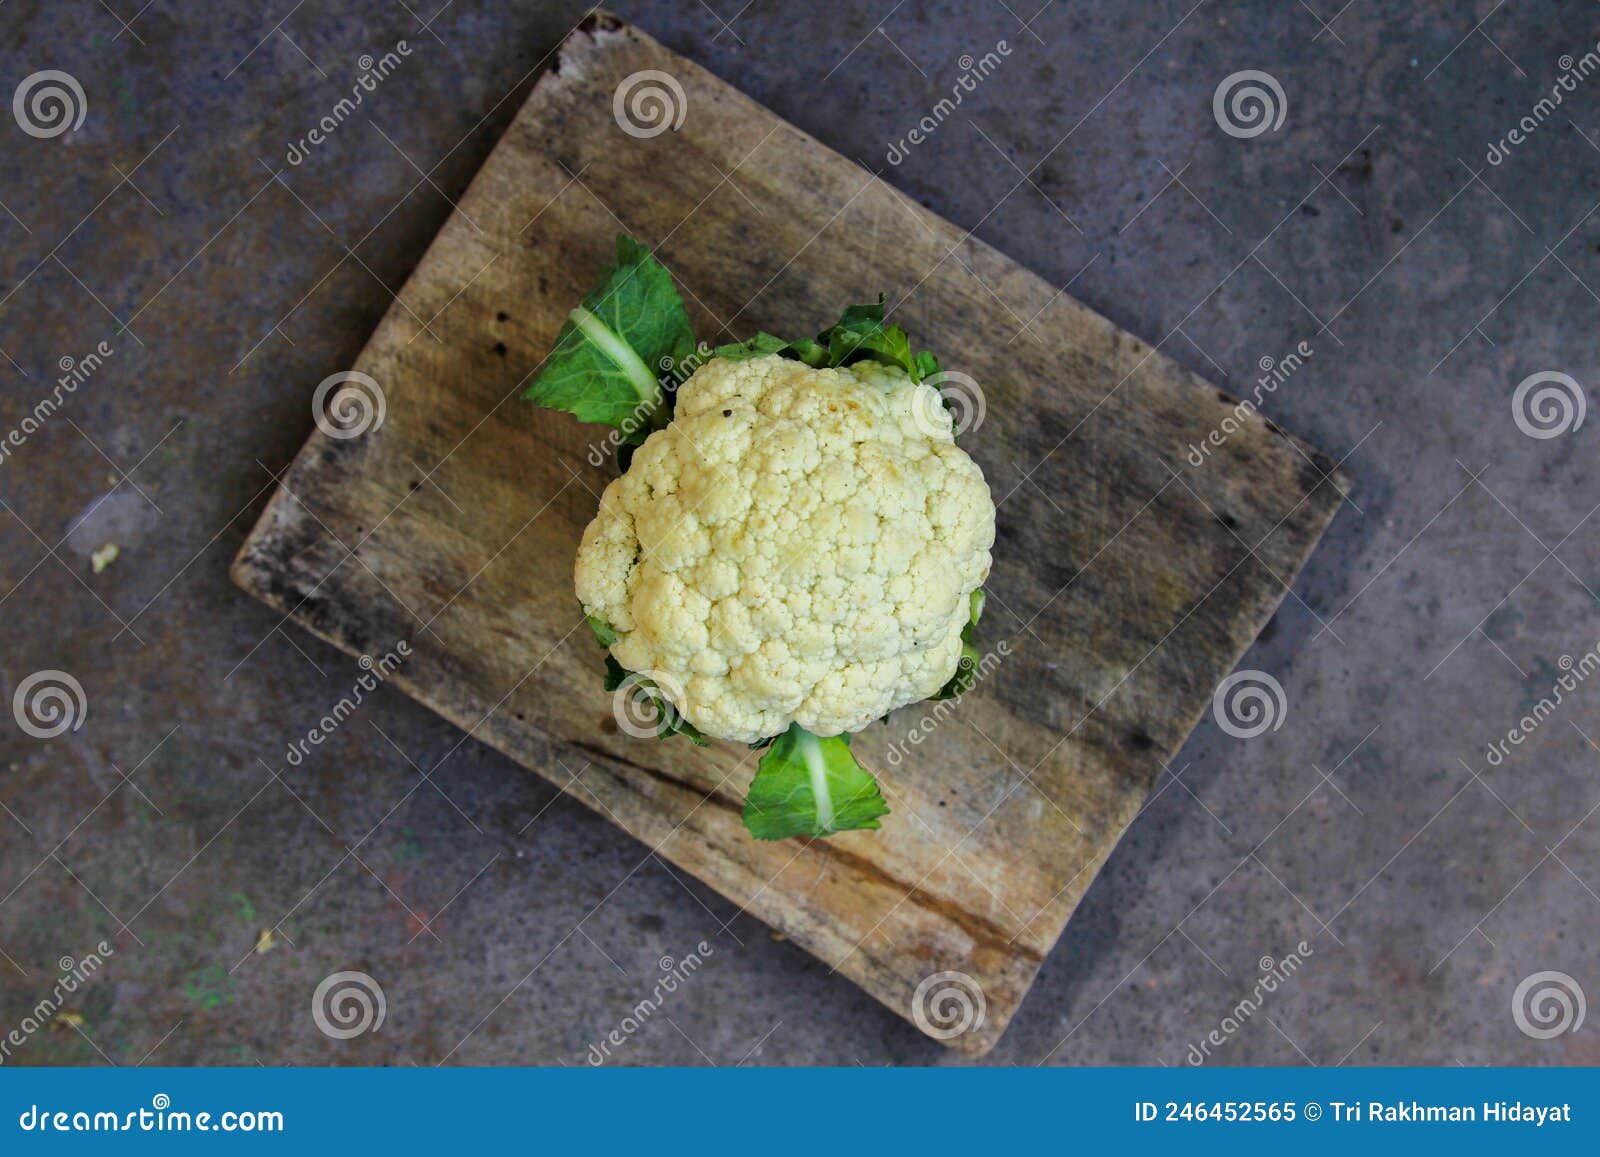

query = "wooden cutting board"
[[232, 12, 1347, 1054]]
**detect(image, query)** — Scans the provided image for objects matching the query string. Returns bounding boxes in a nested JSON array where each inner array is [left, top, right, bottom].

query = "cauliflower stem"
[[526, 236, 996, 841]]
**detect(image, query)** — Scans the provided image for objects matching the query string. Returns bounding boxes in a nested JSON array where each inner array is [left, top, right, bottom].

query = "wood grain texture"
[[231, 12, 1348, 1054]]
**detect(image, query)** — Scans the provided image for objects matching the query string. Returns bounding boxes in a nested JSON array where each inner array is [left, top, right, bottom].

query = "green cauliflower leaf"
[[931, 588, 986, 701], [714, 296, 938, 384], [742, 723, 890, 840], [523, 235, 697, 440]]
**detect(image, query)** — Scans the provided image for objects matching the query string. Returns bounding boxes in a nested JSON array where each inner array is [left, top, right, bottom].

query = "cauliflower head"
[[574, 353, 995, 744]]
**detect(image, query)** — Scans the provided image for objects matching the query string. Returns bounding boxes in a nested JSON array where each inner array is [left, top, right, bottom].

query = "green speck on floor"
[[1518, 658, 1563, 715], [1484, 602, 1522, 644], [396, 827, 424, 863], [184, 963, 234, 1011]]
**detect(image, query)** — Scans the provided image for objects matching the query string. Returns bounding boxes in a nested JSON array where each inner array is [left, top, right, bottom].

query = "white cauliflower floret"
[[575, 354, 995, 744]]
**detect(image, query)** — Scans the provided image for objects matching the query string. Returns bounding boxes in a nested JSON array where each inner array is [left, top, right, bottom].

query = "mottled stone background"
[[1, 0, 1597, 1065]]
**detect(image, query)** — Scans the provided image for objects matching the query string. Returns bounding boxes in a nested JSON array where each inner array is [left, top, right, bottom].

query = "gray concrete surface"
[[2, 0, 1598, 1066]]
